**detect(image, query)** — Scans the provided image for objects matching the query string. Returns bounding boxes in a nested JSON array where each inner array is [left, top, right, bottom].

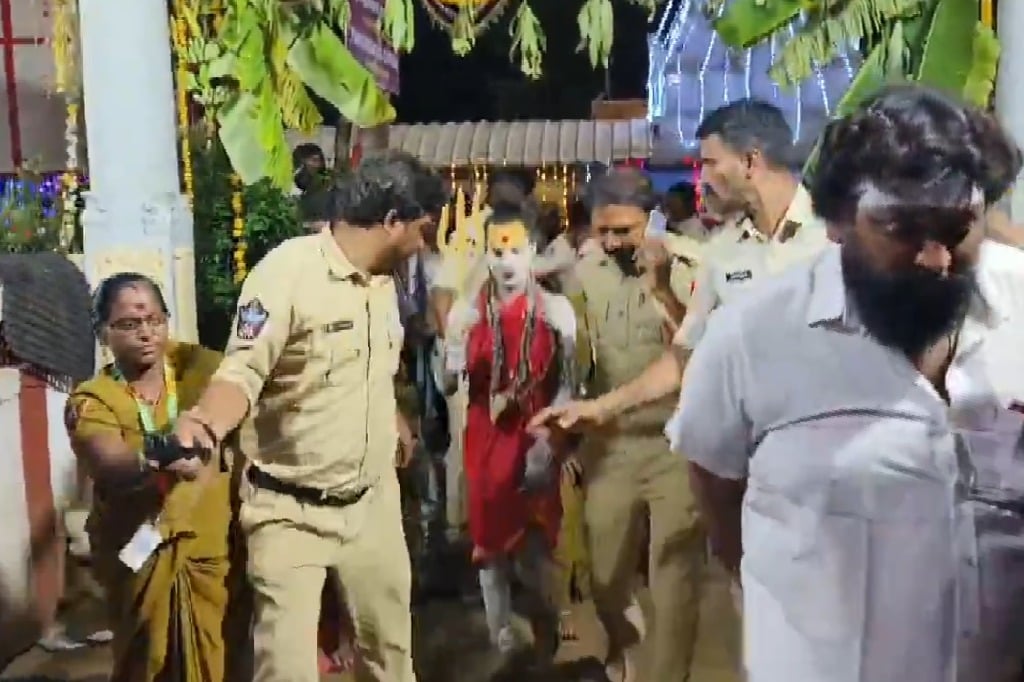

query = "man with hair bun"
[[174, 151, 447, 682]]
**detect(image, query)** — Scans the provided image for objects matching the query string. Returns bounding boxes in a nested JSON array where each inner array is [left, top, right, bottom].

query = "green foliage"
[[191, 134, 303, 350], [713, 0, 997, 109], [716, 0, 1001, 177], [179, 0, 394, 190]]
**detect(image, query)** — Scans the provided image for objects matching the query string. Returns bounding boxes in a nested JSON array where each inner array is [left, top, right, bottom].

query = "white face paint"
[[486, 246, 532, 295], [485, 221, 534, 297]]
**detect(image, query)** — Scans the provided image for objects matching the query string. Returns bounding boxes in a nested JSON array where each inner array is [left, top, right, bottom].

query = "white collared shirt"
[[667, 240, 1024, 682], [673, 183, 829, 349]]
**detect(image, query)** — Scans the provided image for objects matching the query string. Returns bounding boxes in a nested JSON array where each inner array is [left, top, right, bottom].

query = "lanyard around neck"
[[112, 361, 178, 435]]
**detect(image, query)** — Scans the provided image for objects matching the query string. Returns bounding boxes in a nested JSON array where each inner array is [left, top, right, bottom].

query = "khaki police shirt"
[[674, 183, 829, 350], [672, 216, 717, 243], [214, 230, 403, 492], [575, 249, 694, 438]]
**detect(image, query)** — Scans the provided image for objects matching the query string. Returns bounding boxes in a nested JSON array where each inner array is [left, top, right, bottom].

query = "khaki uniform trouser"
[[583, 434, 742, 682], [240, 470, 415, 682]]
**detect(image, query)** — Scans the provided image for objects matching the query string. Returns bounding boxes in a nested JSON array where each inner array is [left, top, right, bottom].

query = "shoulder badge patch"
[[236, 298, 270, 340]]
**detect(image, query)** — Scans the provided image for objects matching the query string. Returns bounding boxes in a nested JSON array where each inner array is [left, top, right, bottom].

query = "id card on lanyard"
[[114, 361, 178, 572]]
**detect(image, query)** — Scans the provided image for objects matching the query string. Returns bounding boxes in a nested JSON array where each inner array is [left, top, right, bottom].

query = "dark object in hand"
[[143, 433, 207, 468], [548, 426, 582, 455]]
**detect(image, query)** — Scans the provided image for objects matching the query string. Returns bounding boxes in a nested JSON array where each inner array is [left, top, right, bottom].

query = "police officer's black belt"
[[247, 466, 369, 508]]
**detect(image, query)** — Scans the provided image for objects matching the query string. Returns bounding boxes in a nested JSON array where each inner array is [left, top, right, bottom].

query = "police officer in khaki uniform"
[[535, 100, 829, 427], [563, 168, 736, 682], [173, 152, 447, 682], [534, 101, 831, 680]]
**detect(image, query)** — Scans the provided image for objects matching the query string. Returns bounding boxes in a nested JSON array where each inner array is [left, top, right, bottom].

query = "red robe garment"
[[464, 290, 563, 562]]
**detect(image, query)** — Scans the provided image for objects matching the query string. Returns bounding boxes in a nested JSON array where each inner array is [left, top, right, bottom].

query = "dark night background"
[[393, 1, 652, 122]]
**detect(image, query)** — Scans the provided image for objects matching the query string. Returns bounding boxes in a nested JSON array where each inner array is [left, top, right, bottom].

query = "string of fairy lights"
[[646, 0, 859, 152]]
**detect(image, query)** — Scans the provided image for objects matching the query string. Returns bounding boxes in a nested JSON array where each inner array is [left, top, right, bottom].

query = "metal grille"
[[0, 252, 95, 390]]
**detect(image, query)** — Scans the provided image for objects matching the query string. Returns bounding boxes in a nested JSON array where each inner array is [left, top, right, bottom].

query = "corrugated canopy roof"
[[288, 119, 652, 167]]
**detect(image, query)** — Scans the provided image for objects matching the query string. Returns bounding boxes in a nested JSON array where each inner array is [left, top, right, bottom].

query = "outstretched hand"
[[528, 399, 610, 438]]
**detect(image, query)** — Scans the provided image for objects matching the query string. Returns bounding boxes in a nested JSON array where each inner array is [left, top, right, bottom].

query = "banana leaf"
[[899, 1, 938, 74], [916, 0, 980, 95], [961, 22, 999, 106], [802, 40, 893, 177], [284, 23, 395, 128], [714, 0, 813, 48], [217, 91, 289, 188]]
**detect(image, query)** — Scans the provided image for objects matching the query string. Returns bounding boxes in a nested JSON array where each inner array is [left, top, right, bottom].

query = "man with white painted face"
[[669, 85, 1024, 681], [443, 202, 578, 666]]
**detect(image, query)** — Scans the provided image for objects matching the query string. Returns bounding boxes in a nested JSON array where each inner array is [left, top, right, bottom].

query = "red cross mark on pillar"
[[0, 0, 47, 169]]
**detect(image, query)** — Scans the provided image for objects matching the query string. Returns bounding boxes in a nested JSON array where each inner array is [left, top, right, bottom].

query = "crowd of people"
[[60, 82, 1024, 682]]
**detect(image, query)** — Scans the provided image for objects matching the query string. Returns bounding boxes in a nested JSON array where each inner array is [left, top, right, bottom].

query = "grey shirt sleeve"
[[669, 306, 753, 480]]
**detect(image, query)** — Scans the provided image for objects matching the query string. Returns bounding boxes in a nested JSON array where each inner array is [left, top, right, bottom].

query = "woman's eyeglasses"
[[108, 314, 168, 333]]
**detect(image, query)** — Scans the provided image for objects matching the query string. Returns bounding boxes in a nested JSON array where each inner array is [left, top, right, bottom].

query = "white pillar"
[[77, 0, 197, 342], [996, 0, 1024, 222]]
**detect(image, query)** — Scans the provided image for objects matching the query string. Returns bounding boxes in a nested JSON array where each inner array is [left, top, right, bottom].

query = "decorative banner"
[[348, 0, 400, 95]]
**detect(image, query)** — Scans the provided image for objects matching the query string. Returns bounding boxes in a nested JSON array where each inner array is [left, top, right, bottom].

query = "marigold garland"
[[173, 8, 194, 207], [61, 102, 80, 248], [231, 175, 246, 283]]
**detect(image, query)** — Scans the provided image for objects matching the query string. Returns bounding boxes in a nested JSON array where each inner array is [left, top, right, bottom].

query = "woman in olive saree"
[[66, 274, 247, 682]]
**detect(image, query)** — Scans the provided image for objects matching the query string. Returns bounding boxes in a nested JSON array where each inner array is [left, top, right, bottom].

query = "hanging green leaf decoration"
[[510, 1, 545, 79], [451, 3, 477, 55], [770, 0, 924, 86], [381, 0, 416, 52], [577, 0, 615, 69]]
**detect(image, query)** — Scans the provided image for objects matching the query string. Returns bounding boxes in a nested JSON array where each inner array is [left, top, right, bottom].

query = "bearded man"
[[667, 84, 1024, 681], [444, 203, 578, 666]]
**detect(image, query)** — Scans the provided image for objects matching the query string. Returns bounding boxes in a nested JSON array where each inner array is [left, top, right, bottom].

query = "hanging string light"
[[232, 175, 247, 283], [172, 1, 194, 206], [560, 164, 569, 231]]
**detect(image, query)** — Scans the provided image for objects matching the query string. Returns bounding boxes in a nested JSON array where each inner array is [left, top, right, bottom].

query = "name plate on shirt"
[[322, 320, 354, 334], [725, 269, 752, 283]]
